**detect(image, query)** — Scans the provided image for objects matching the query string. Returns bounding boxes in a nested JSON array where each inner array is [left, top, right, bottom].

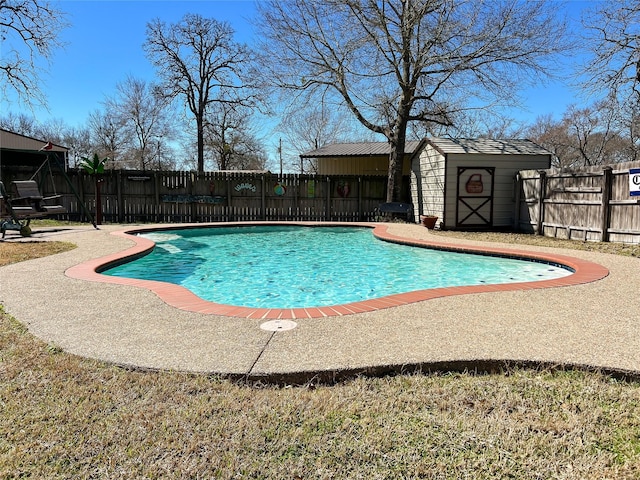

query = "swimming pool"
[[103, 226, 573, 309]]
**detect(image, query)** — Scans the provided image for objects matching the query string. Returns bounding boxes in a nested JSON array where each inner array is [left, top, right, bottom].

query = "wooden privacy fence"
[[516, 161, 640, 243], [17, 170, 389, 224], [8, 163, 640, 243]]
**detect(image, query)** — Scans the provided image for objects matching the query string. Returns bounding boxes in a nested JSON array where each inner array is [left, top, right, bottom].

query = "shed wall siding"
[[411, 145, 446, 222]]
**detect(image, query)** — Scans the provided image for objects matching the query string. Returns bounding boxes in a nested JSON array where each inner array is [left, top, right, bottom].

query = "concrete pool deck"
[[1, 222, 639, 383]]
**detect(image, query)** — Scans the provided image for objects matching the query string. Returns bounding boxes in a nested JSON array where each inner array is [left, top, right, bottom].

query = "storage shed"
[[411, 138, 551, 229]]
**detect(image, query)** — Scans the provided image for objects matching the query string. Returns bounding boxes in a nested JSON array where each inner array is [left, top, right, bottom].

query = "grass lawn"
[[1, 232, 640, 478]]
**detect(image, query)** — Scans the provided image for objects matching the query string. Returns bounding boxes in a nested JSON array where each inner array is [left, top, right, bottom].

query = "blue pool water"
[[103, 226, 572, 309]]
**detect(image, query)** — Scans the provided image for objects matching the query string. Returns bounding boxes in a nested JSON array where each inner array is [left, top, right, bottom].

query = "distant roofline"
[[300, 140, 424, 158], [0, 128, 68, 152]]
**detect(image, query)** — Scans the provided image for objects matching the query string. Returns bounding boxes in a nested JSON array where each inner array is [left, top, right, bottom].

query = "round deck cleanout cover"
[[260, 320, 298, 332]]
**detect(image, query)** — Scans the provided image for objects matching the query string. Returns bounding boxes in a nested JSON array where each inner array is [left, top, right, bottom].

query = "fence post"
[[513, 173, 522, 231], [326, 177, 331, 221], [189, 171, 196, 222], [226, 174, 232, 221], [294, 174, 300, 220], [600, 166, 613, 242], [116, 170, 124, 223], [536, 170, 547, 236], [154, 171, 160, 223], [261, 174, 266, 220], [358, 176, 362, 221]]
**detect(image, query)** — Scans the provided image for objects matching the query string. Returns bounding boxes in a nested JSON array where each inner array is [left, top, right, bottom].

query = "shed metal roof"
[[426, 137, 550, 156], [300, 138, 550, 159], [0, 128, 68, 153], [300, 140, 423, 158]]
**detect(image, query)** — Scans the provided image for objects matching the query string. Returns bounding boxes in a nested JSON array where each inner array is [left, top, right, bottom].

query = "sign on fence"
[[161, 194, 226, 204], [630, 168, 640, 197]]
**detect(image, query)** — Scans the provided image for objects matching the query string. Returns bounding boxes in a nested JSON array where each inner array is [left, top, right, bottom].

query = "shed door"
[[455, 167, 495, 228]]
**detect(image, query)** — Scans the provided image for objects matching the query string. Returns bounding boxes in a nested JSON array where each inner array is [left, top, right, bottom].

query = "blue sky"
[[2, 0, 593, 156], [3, 0, 258, 123]]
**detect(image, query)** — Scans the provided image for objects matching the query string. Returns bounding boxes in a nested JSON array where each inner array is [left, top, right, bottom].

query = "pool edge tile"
[[64, 223, 610, 319]]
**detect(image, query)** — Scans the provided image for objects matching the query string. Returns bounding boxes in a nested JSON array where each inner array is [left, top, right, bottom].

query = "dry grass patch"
[[0, 241, 76, 267], [2, 233, 640, 477], [2, 310, 640, 478]]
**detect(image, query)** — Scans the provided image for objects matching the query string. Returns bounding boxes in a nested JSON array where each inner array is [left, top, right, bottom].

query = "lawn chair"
[[1, 180, 67, 238]]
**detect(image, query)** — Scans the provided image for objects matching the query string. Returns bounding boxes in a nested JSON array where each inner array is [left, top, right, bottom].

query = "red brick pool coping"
[[65, 223, 609, 319]]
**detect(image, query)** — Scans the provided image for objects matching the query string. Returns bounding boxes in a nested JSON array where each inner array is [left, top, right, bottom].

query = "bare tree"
[[62, 126, 93, 168], [144, 14, 252, 173], [579, 1, 640, 161], [618, 102, 640, 161], [256, 0, 569, 202], [525, 114, 573, 168], [278, 104, 359, 173], [35, 117, 69, 143], [106, 76, 174, 170], [204, 99, 266, 171], [525, 100, 633, 168], [564, 103, 618, 166], [0, 0, 68, 106], [0, 111, 38, 136], [87, 109, 131, 168], [410, 109, 525, 140], [581, 1, 640, 103]]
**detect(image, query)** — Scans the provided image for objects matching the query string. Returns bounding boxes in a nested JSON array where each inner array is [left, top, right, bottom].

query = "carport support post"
[[536, 170, 547, 236], [600, 166, 613, 242]]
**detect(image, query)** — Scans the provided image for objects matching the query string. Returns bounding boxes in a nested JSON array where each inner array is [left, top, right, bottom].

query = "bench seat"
[[376, 202, 414, 222]]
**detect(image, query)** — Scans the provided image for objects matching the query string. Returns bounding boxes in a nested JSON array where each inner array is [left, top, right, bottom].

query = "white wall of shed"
[[410, 145, 446, 223], [443, 154, 550, 228]]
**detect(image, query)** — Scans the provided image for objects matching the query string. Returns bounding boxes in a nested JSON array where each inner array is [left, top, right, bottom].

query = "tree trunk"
[[385, 124, 407, 203], [197, 116, 205, 173], [386, 148, 400, 203]]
